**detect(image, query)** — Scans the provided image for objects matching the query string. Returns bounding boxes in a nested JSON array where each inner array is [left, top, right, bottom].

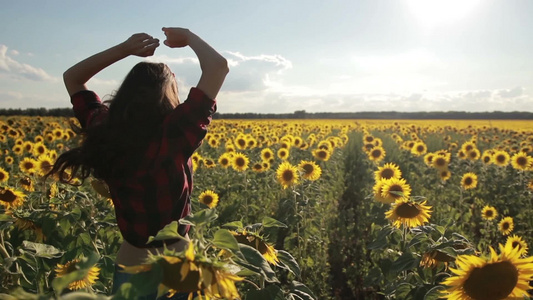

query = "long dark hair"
[[48, 62, 179, 183]]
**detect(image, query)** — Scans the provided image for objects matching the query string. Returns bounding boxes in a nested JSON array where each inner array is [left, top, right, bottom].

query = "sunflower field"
[[0, 116, 532, 300]]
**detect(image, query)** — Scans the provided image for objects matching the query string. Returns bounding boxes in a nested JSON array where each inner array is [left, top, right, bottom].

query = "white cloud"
[[497, 86, 524, 98], [144, 55, 199, 65], [0, 45, 57, 82]]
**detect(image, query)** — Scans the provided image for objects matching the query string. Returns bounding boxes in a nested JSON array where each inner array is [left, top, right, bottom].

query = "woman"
[[48, 27, 228, 298]]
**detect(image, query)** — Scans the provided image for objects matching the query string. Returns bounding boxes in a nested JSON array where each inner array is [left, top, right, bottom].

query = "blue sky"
[[1, 0, 532, 113]]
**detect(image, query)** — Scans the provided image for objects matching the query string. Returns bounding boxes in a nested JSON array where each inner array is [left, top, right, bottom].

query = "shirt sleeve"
[[163, 87, 217, 157], [71, 90, 108, 128]]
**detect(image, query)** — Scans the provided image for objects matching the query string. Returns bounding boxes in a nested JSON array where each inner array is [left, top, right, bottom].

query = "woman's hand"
[[120, 33, 160, 57], [161, 27, 191, 48]]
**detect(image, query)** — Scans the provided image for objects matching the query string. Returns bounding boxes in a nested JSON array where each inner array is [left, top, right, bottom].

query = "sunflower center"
[[381, 169, 394, 179], [511, 241, 521, 249], [235, 157, 245, 167], [317, 151, 327, 159], [24, 162, 34, 169], [202, 195, 213, 205], [502, 222, 510, 230], [496, 155, 505, 163], [483, 156, 491, 163], [516, 157, 527, 166], [264, 152, 271, 159], [416, 145, 424, 152], [485, 210, 493, 217], [221, 158, 229, 165], [464, 177, 473, 185], [395, 203, 421, 218], [463, 261, 518, 300], [371, 149, 382, 158], [435, 158, 446, 166], [282, 170, 294, 182], [0, 173, 5, 181], [302, 164, 314, 175], [0, 190, 17, 203]]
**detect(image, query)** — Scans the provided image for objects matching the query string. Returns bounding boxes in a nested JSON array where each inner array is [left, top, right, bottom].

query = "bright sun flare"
[[406, 0, 481, 29]]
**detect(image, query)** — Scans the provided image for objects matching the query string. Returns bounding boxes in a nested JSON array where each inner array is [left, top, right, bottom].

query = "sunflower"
[[492, 150, 510, 167], [298, 160, 322, 181], [198, 190, 219, 209], [380, 177, 411, 203], [32, 142, 48, 157], [277, 148, 290, 161], [368, 146, 386, 162], [385, 199, 432, 228], [505, 235, 528, 257], [432, 154, 450, 170], [36, 154, 54, 176], [276, 161, 299, 189], [231, 152, 249, 172], [411, 141, 427, 156], [19, 176, 34, 192], [528, 179, 533, 191], [55, 258, 100, 290], [498, 217, 514, 236], [481, 151, 493, 165], [0, 167, 9, 183], [252, 162, 264, 173], [19, 157, 37, 175], [510, 152, 531, 171], [14, 217, 44, 242], [203, 158, 216, 169], [12, 145, 23, 156], [466, 148, 480, 161], [260, 148, 274, 162], [424, 153, 435, 167], [372, 179, 389, 204], [441, 243, 533, 300], [261, 161, 271, 171], [439, 169, 452, 181], [312, 148, 331, 161], [5, 156, 14, 165], [232, 231, 279, 265], [420, 250, 454, 269], [22, 141, 34, 154], [460, 173, 478, 190], [0, 187, 25, 210], [481, 205, 498, 221], [217, 153, 232, 169], [374, 162, 402, 181], [120, 243, 243, 299]]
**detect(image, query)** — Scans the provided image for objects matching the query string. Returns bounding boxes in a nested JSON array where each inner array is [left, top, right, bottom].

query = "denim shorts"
[[112, 264, 193, 300]]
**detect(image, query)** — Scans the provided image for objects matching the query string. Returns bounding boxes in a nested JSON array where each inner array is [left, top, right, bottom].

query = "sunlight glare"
[[406, 0, 481, 29]]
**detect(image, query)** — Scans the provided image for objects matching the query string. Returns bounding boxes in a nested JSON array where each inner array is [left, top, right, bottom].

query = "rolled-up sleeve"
[[163, 88, 217, 156], [71, 90, 108, 128]]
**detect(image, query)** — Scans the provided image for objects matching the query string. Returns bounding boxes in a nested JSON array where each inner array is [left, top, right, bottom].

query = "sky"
[[1, 0, 532, 113]]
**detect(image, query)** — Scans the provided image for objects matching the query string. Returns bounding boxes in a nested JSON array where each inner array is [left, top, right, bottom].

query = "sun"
[[406, 0, 481, 30]]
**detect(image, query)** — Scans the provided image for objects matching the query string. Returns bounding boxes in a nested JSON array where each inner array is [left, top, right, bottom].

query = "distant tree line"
[[1, 108, 532, 119]]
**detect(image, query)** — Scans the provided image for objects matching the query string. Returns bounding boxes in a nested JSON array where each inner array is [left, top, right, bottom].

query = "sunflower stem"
[[0, 229, 10, 259]]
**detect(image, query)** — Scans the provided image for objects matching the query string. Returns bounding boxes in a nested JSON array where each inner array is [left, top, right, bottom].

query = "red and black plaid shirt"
[[71, 88, 216, 248]]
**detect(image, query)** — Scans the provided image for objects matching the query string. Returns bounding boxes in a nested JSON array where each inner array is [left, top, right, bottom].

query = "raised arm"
[[162, 27, 229, 99], [63, 33, 160, 96]]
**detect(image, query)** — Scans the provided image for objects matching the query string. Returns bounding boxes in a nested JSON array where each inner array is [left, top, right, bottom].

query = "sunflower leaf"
[[146, 221, 186, 244], [290, 281, 317, 300], [179, 209, 218, 227], [261, 217, 288, 228], [212, 229, 240, 253], [277, 250, 301, 278], [237, 244, 278, 283], [221, 221, 243, 229], [390, 251, 418, 273], [245, 284, 285, 300], [22, 241, 64, 259], [0, 213, 15, 222]]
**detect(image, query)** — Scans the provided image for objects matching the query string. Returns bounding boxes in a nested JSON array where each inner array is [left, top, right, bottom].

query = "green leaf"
[[111, 282, 134, 300], [221, 221, 243, 229], [0, 213, 15, 222], [76, 232, 92, 247], [424, 285, 446, 300], [22, 241, 64, 259], [179, 209, 218, 227], [59, 218, 71, 237], [391, 251, 418, 273], [245, 284, 285, 300], [261, 217, 288, 228], [237, 244, 278, 283], [367, 226, 395, 250], [146, 221, 186, 244], [52, 253, 100, 295], [277, 250, 301, 277], [212, 229, 240, 253], [290, 281, 317, 300], [126, 263, 162, 297], [394, 283, 413, 299]]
